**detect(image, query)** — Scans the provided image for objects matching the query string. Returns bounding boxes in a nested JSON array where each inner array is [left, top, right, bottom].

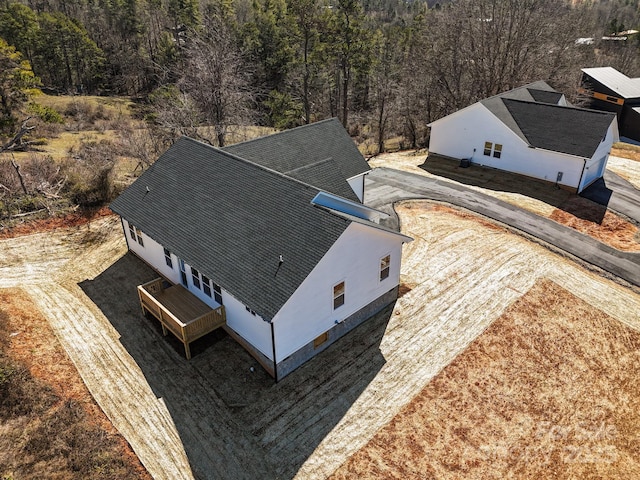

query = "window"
[[191, 267, 201, 289], [128, 223, 144, 246], [164, 248, 173, 268], [484, 141, 492, 156], [380, 255, 390, 281], [202, 274, 212, 297], [245, 306, 256, 316], [179, 259, 187, 286], [213, 283, 223, 305], [333, 281, 345, 310], [493, 144, 502, 158]]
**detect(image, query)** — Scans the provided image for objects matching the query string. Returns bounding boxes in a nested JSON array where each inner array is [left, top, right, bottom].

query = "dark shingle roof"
[[501, 98, 615, 158], [480, 82, 614, 158], [110, 137, 351, 321], [527, 89, 564, 105], [223, 118, 369, 201]]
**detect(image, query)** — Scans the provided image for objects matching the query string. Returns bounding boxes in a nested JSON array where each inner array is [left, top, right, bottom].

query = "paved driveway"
[[365, 168, 640, 288], [581, 170, 640, 223]]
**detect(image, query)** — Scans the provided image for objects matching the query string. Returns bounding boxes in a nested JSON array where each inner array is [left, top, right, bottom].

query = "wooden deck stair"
[[137, 278, 226, 359]]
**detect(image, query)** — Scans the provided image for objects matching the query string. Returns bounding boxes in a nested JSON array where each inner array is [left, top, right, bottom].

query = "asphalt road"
[[581, 170, 640, 223], [365, 167, 640, 288]]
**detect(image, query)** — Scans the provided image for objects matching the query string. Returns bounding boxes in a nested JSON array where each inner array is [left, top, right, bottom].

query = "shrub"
[[27, 103, 64, 124], [63, 139, 118, 207]]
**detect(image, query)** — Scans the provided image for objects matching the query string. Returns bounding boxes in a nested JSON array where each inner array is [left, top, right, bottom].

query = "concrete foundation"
[[275, 286, 399, 380]]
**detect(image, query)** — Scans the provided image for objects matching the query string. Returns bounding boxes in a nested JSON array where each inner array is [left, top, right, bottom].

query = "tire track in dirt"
[[294, 202, 640, 479], [2, 204, 639, 480], [27, 282, 195, 480], [0, 217, 197, 480]]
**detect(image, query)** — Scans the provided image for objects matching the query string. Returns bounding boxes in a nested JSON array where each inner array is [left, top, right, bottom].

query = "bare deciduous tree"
[[178, 15, 255, 146]]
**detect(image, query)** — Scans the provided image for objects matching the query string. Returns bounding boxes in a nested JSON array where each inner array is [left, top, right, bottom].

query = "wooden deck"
[[138, 278, 226, 359]]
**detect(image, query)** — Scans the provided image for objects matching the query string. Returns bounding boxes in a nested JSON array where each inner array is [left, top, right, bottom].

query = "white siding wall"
[[347, 173, 366, 202], [579, 120, 617, 192], [123, 219, 181, 284], [428, 104, 586, 190], [174, 259, 273, 361], [271, 223, 404, 362], [122, 218, 273, 359]]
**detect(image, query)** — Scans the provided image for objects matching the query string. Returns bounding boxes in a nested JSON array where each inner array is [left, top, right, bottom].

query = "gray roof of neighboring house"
[[582, 67, 640, 99], [501, 99, 615, 158], [110, 136, 353, 321], [223, 118, 369, 201], [481, 82, 615, 158]]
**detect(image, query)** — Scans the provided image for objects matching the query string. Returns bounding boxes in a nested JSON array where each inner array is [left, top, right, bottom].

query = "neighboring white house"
[[110, 119, 411, 380], [428, 81, 619, 193]]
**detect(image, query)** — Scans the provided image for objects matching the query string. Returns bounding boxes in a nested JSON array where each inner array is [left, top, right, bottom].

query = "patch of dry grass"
[[612, 142, 640, 162], [331, 279, 640, 479], [551, 197, 640, 251], [0, 288, 151, 480]]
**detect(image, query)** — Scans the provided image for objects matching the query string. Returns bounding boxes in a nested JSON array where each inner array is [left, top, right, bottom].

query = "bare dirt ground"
[[330, 278, 640, 479], [1, 198, 639, 479], [369, 151, 640, 251], [0, 288, 151, 479]]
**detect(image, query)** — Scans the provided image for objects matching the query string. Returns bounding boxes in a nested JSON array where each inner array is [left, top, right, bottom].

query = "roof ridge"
[[221, 118, 340, 149], [480, 81, 556, 103], [501, 97, 616, 117], [179, 136, 356, 203], [286, 157, 333, 174]]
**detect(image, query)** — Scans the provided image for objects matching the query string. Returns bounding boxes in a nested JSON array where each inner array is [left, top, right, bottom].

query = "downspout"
[[271, 321, 278, 383], [576, 158, 587, 193]]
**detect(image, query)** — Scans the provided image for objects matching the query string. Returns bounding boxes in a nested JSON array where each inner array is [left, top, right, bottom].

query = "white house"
[[110, 119, 411, 380], [427, 81, 619, 193]]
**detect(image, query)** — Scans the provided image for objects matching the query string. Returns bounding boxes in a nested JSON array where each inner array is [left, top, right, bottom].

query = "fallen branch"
[[11, 208, 47, 218], [1, 118, 35, 154]]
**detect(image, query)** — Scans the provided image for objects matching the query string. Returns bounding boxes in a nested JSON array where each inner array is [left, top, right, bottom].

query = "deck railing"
[[137, 278, 226, 359]]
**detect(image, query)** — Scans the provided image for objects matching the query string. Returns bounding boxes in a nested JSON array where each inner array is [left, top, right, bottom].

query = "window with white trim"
[[128, 223, 144, 246], [380, 254, 390, 281], [484, 142, 503, 158], [179, 259, 188, 286], [202, 274, 212, 297], [213, 282, 223, 305], [191, 267, 201, 289], [164, 248, 173, 268], [333, 281, 345, 310]]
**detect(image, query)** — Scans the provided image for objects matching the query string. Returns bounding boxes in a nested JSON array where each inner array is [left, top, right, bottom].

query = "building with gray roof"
[[428, 82, 618, 193], [111, 120, 410, 379]]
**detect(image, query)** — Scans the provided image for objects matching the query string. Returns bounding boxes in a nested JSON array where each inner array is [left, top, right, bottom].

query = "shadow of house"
[[580, 177, 614, 210], [421, 154, 608, 224], [79, 252, 389, 479]]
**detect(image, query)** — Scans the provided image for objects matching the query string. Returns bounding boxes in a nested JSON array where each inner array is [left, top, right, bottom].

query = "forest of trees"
[[2, 0, 640, 150]]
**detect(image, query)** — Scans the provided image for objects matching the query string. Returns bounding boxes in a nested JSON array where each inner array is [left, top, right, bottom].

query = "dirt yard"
[[369, 151, 640, 251], [0, 288, 150, 479], [330, 278, 640, 479], [1, 197, 639, 479]]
